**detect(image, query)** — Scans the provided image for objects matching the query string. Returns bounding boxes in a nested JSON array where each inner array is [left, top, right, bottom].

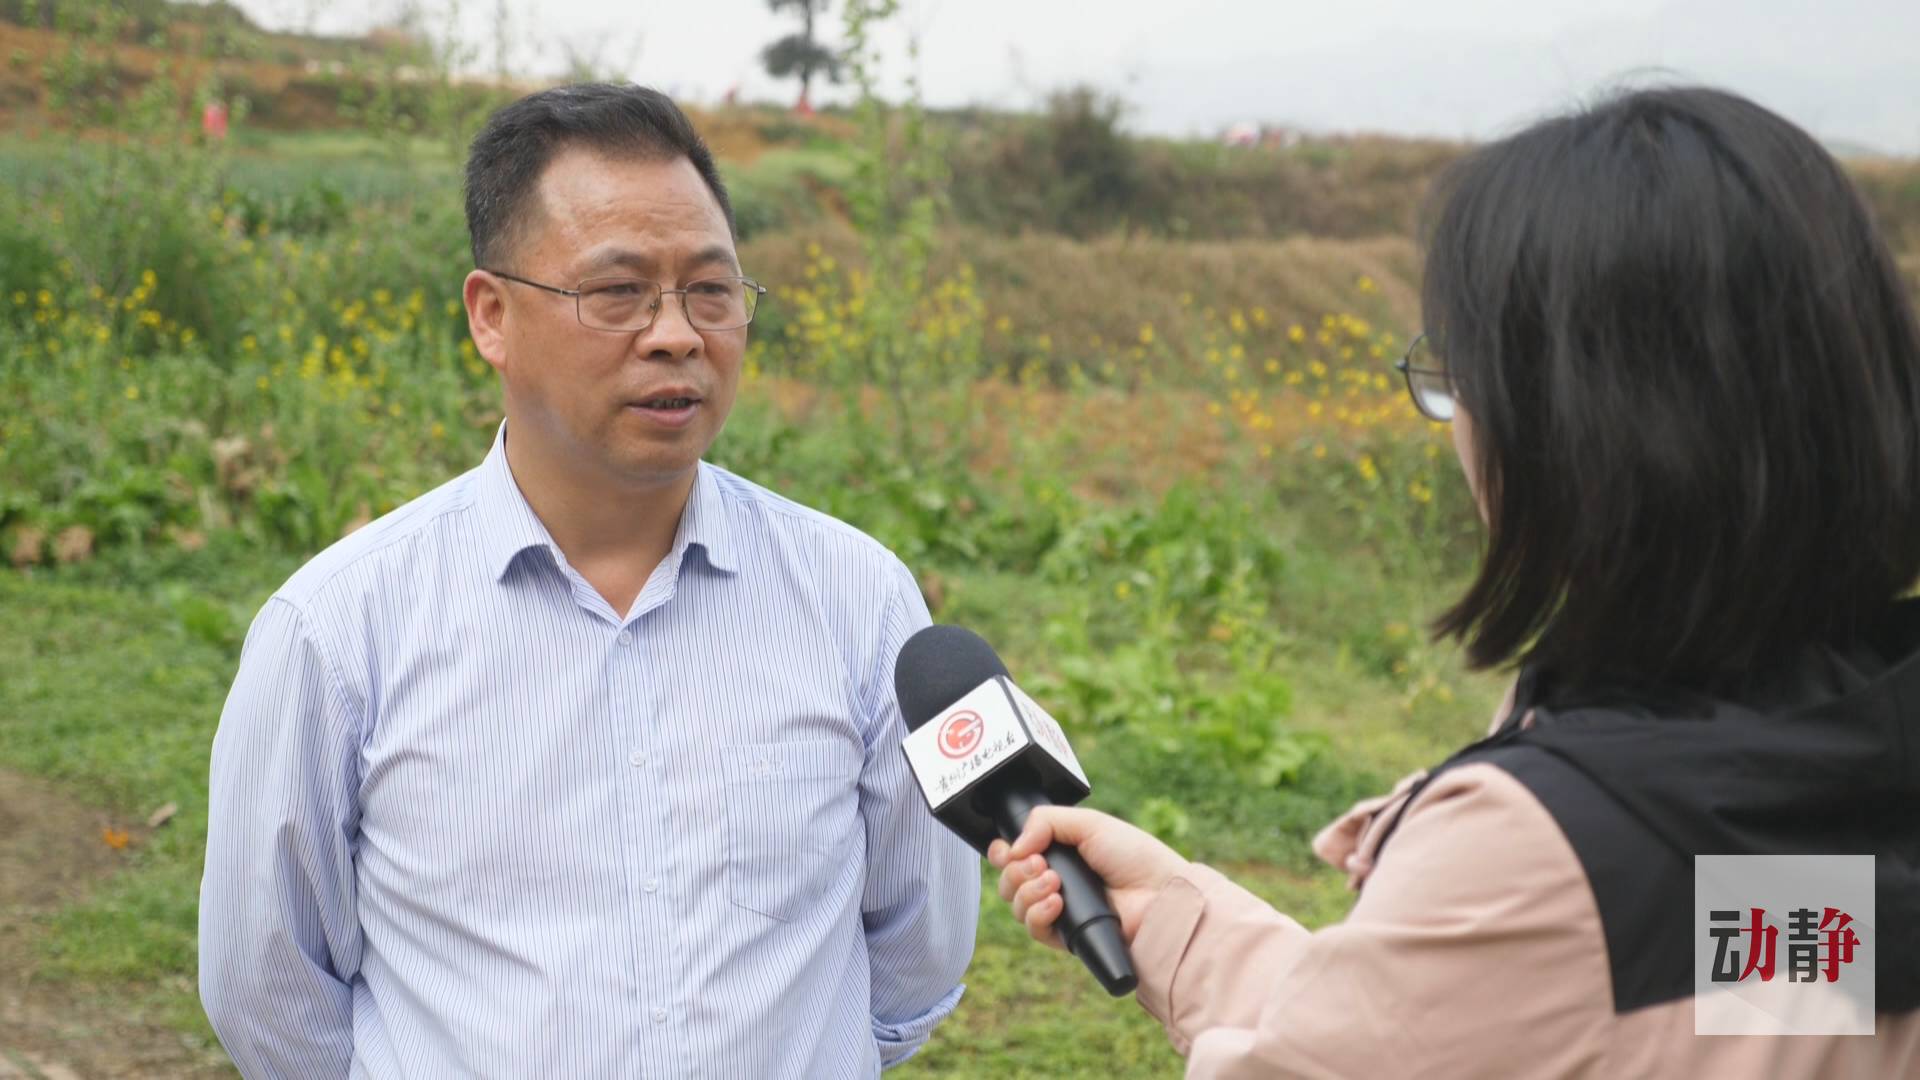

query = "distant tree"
[[761, 0, 840, 112]]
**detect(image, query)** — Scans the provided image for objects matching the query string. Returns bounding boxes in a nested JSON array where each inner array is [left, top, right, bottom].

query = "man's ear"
[[463, 270, 510, 374]]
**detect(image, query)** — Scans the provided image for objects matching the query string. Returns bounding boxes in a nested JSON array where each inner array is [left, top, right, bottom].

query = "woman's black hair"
[[1423, 85, 1920, 695]]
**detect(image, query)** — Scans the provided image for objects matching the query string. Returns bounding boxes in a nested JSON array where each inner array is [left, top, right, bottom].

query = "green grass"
[[0, 544, 293, 1061], [0, 503, 1498, 1078]]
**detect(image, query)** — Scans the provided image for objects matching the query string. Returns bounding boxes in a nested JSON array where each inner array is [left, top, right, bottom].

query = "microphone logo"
[[937, 709, 984, 759]]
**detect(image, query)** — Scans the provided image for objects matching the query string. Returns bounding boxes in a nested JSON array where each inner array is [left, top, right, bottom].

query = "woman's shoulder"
[[1381, 745, 1696, 1016]]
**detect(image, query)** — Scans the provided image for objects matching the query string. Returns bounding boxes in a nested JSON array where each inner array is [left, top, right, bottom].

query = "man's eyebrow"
[[580, 247, 653, 275], [578, 245, 740, 278], [686, 245, 741, 272]]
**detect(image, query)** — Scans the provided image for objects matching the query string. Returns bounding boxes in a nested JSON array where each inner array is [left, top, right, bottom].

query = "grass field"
[[0, 469, 1501, 1077], [10, 24, 1910, 1074], [0, 76, 1678, 1071]]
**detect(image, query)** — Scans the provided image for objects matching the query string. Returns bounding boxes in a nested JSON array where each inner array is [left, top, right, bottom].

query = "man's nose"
[[635, 292, 703, 359]]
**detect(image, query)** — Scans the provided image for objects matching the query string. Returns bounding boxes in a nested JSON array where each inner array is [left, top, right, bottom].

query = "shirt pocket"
[[722, 739, 864, 922]]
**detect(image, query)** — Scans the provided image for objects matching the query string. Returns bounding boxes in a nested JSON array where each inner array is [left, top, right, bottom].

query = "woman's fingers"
[[1024, 893, 1064, 946], [996, 853, 1047, 904], [1008, 806, 1105, 861], [1010, 867, 1061, 925]]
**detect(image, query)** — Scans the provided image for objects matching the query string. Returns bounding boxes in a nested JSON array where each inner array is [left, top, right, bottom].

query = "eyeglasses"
[[1396, 333, 1455, 422], [484, 270, 768, 332]]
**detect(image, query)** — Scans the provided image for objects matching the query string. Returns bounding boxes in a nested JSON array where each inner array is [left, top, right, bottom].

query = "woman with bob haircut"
[[990, 86, 1920, 1078]]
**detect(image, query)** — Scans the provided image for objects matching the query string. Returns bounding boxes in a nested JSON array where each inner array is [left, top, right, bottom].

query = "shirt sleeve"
[[199, 596, 366, 1078], [1129, 763, 1614, 1078], [854, 560, 981, 1069]]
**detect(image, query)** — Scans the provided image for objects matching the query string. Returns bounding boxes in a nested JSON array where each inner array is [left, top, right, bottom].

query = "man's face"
[[474, 149, 745, 492]]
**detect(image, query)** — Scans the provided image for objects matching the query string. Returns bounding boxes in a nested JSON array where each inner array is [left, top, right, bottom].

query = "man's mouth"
[[625, 392, 705, 428]]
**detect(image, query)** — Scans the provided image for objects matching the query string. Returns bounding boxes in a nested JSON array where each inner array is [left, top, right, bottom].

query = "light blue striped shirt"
[[199, 426, 978, 1078]]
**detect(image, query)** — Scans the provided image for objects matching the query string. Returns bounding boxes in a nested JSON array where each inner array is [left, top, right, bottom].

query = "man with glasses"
[[199, 83, 978, 1079]]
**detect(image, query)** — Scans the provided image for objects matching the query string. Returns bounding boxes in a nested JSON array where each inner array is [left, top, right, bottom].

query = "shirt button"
[[643, 878, 660, 894], [628, 750, 648, 768], [651, 1007, 668, 1024], [616, 631, 633, 647]]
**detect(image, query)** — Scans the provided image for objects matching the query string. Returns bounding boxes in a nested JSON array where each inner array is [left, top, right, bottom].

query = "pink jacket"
[[1130, 667, 1920, 1078]]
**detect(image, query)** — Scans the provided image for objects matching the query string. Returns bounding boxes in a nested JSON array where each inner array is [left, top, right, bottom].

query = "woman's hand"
[[986, 806, 1192, 950]]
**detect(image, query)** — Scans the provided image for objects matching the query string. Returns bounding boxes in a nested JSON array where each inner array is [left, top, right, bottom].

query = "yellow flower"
[[1358, 454, 1379, 482], [1312, 443, 1328, 460], [1206, 401, 1223, 416], [124, 384, 140, 400], [1114, 581, 1133, 600], [1357, 275, 1377, 294], [1138, 324, 1156, 346], [1288, 324, 1306, 344]]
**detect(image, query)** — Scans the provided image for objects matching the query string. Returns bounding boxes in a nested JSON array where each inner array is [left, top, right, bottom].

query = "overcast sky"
[[229, 0, 1920, 154]]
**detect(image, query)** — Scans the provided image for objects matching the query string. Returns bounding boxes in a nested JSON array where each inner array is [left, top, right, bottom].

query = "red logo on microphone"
[[938, 709, 984, 759]]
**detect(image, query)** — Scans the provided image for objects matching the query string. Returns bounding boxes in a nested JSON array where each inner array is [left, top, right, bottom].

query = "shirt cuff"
[[1131, 873, 1211, 1054], [873, 982, 966, 1069]]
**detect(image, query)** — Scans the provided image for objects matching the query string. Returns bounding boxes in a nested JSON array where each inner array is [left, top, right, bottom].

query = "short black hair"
[[463, 82, 735, 268], [1423, 85, 1920, 696]]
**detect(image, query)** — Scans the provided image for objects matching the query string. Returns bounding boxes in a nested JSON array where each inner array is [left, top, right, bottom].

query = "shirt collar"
[[474, 422, 738, 582], [675, 455, 740, 576]]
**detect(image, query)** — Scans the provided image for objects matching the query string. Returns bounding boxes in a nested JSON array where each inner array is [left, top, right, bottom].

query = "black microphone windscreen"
[[894, 624, 1011, 732]]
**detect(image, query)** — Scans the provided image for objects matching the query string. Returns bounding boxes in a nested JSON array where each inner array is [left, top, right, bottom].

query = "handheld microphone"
[[894, 625, 1137, 997]]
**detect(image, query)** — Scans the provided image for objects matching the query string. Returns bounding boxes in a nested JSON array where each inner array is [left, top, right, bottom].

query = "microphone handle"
[[985, 787, 1139, 997]]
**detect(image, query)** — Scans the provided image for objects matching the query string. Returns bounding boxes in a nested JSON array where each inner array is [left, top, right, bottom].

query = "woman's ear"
[[1451, 407, 1489, 523]]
